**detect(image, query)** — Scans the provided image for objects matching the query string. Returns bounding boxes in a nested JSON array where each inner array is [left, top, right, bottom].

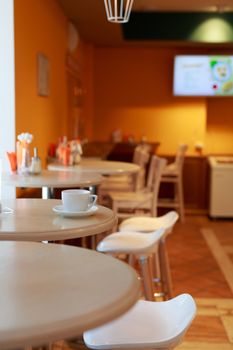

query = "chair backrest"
[[146, 156, 167, 216], [135, 143, 152, 154], [133, 146, 150, 191], [174, 144, 188, 170], [133, 146, 150, 167], [146, 156, 167, 192]]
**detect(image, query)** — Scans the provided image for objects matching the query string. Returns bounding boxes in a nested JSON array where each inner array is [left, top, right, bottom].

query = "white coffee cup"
[[62, 189, 97, 212]]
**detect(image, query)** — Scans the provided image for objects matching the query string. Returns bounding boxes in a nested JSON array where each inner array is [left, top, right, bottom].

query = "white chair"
[[83, 294, 196, 350], [98, 147, 150, 208], [99, 146, 150, 193], [109, 156, 167, 219], [119, 211, 179, 299], [119, 210, 179, 233], [158, 144, 188, 222], [97, 228, 165, 301]]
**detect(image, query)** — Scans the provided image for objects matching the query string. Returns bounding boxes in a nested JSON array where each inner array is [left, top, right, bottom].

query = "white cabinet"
[[209, 157, 233, 218]]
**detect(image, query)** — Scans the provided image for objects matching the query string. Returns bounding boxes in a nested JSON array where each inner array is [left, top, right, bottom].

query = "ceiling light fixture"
[[104, 0, 134, 23]]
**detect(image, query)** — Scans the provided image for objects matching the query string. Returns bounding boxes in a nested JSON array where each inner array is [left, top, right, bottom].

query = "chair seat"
[[100, 182, 134, 192], [83, 294, 196, 350], [100, 175, 133, 189], [110, 190, 153, 204], [119, 211, 179, 234], [102, 174, 132, 183], [158, 199, 180, 207], [97, 228, 164, 255], [109, 156, 167, 219], [162, 163, 179, 176]]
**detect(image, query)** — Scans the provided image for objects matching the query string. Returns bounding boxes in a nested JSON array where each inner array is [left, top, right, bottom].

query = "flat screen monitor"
[[173, 55, 233, 96]]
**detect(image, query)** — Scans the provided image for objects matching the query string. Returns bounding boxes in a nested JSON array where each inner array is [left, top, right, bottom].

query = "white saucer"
[[53, 205, 98, 217], [0, 207, 14, 215]]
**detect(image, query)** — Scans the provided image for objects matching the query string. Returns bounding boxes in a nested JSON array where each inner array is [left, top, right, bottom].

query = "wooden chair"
[[158, 144, 188, 222], [109, 156, 167, 219], [98, 146, 150, 202]]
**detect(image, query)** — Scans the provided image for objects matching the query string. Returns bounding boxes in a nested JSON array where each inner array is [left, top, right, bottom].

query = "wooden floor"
[[53, 215, 233, 350]]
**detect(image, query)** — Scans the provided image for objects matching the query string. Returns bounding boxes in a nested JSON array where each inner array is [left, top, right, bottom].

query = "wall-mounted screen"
[[173, 55, 233, 96]]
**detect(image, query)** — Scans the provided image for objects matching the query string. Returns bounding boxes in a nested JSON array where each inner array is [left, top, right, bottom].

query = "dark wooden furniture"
[[82, 141, 160, 162], [107, 142, 160, 162]]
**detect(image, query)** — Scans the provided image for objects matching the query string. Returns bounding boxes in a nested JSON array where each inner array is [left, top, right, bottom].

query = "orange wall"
[[206, 98, 233, 154], [14, 0, 233, 159], [92, 47, 233, 155], [14, 0, 68, 165]]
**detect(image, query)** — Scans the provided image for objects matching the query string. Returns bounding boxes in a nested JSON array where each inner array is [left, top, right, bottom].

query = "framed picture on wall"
[[37, 53, 50, 97]]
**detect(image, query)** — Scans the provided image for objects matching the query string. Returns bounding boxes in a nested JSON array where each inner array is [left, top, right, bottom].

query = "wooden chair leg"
[[177, 176, 185, 223], [111, 200, 119, 231], [151, 199, 157, 217], [149, 253, 163, 300], [112, 200, 118, 215], [158, 238, 173, 300], [91, 235, 97, 249], [152, 252, 161, 282], [138, 256, 154, 301], [128, 254, 136, 267], [81, 236, 88, 248]]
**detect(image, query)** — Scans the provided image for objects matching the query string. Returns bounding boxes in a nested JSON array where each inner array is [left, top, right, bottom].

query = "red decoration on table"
[[6, 152, 17, 172]]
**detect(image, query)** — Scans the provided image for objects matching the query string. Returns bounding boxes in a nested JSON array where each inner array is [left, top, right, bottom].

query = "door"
[[66, 70, 85, 140]]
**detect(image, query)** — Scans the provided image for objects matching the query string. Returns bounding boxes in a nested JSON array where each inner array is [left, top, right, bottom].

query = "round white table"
[[48, 159, 140, 175], [0, 199, 117, 241], [0, 241, 140, 349], [2, 170, 103, 199]]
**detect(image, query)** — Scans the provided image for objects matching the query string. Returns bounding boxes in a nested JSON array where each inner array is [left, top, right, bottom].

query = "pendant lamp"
[[104, 0, 134, 23]]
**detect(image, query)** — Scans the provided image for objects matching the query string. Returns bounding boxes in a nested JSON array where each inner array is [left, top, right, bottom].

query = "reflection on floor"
[[54, 215, 233, 350]]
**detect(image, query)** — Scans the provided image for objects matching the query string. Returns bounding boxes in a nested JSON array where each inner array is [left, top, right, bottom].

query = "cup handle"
[[88, 194, 97, 208]]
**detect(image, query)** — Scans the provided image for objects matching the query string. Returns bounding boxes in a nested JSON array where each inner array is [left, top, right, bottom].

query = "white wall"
[[0, 0, 15, 198]]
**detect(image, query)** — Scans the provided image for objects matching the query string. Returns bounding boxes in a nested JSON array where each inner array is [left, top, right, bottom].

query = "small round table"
[[0, 241, 140, 349], [48, 159, 140, 175], [0, 199, 117, 241], [2, 170, 103, 199]]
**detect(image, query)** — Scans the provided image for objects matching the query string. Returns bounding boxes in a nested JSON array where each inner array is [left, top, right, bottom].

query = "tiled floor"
[[53, 215, 233, 350], [169, 215, 233, 350]]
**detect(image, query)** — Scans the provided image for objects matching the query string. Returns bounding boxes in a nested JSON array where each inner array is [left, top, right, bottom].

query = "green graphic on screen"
[[209, 57, 233, 95]]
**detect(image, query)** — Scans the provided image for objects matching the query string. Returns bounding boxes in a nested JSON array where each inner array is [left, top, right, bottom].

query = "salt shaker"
[[30, 147, 41, 174]]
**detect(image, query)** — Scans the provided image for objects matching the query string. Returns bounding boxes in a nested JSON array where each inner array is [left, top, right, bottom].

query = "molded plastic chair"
[[119, 211, 179, 299], [97, 228, 165, 301], [109, 156, 167, 219], [158, 144, 188, 222], [83, 294, 196, 350]]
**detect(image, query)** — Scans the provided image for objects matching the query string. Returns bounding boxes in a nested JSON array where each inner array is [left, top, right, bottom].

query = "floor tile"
[[221, 316, 233, 342]]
